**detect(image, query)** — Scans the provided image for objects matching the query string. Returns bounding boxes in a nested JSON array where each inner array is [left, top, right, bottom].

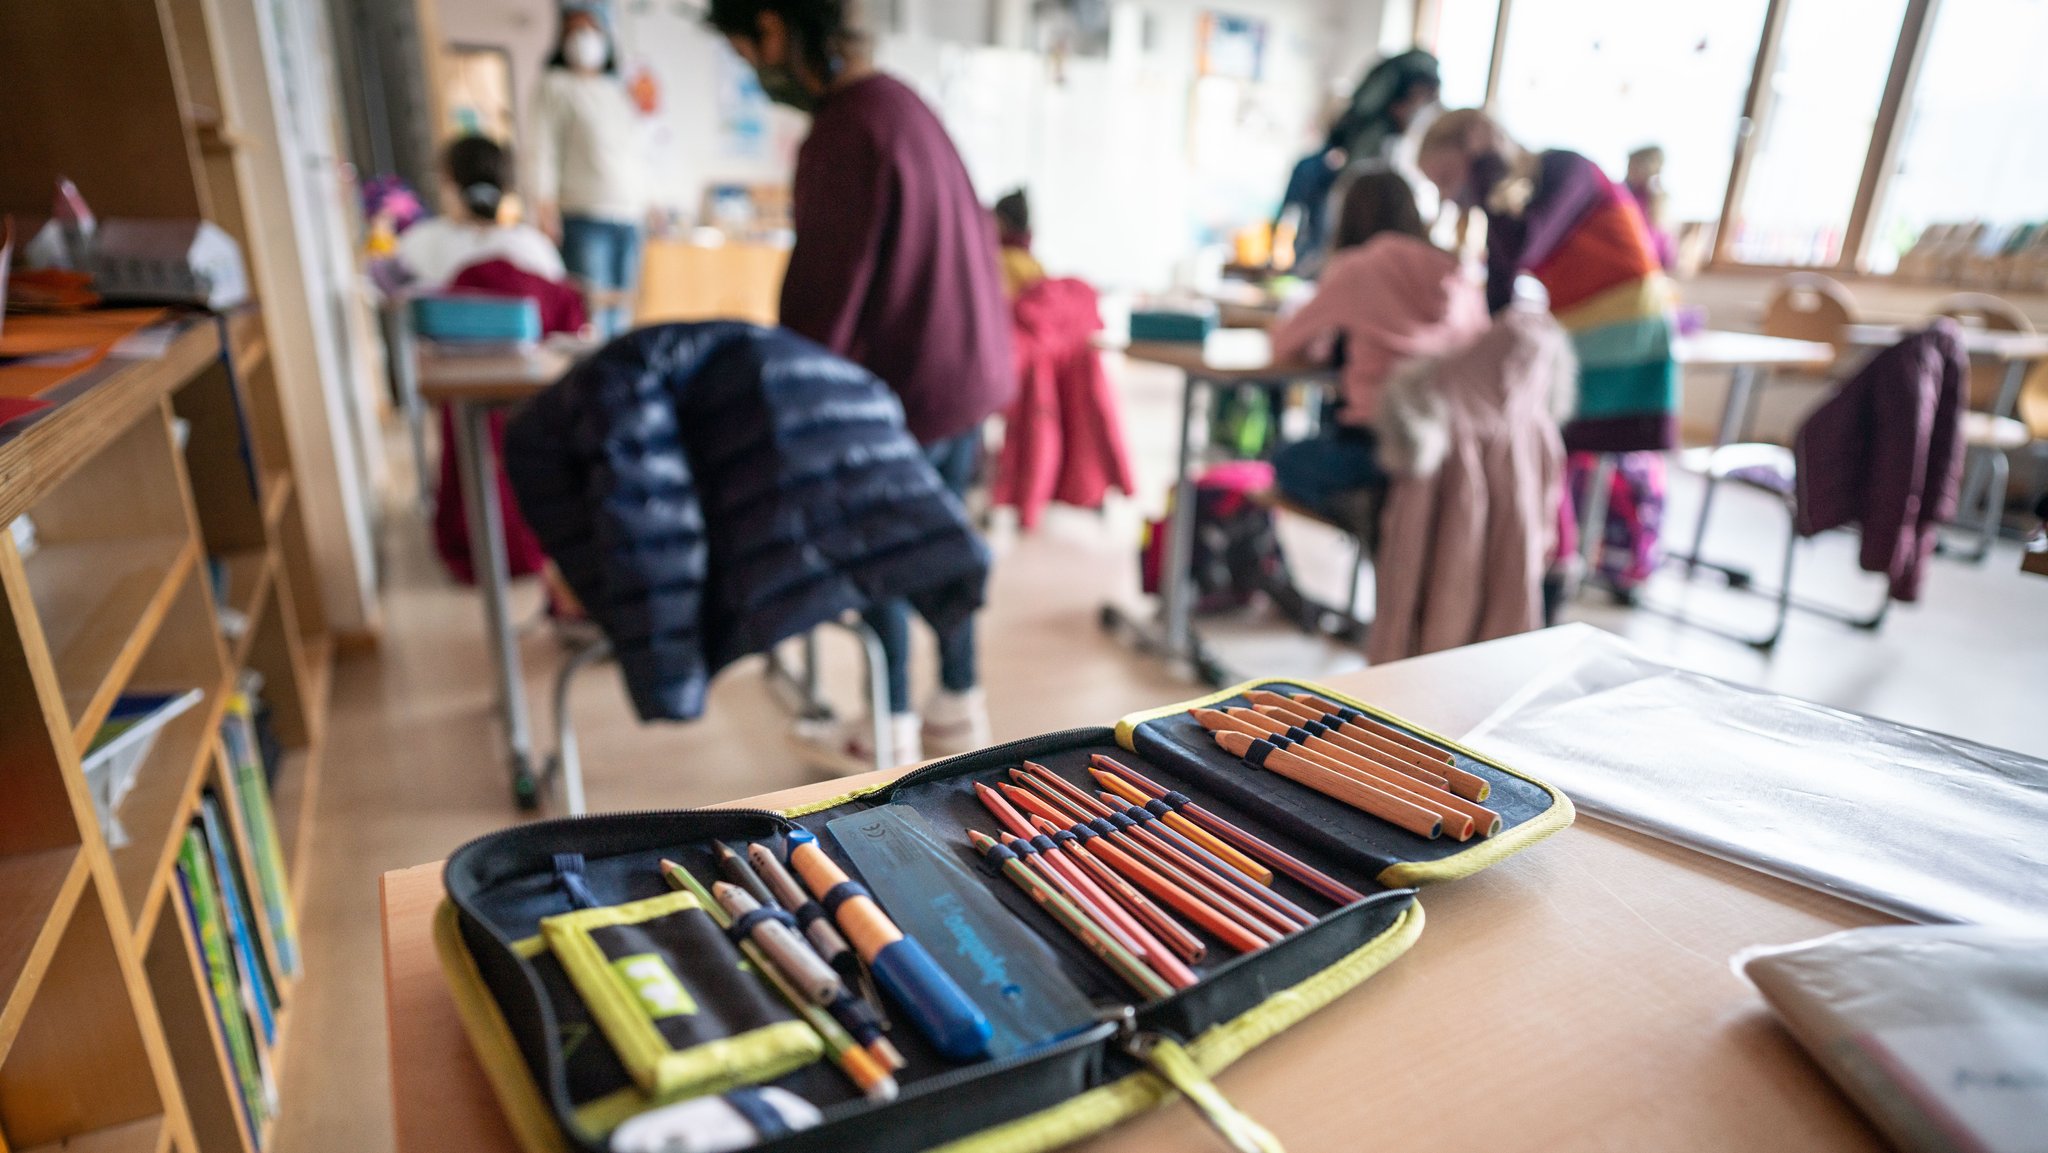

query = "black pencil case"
[[439, 677, 1573, 1153]]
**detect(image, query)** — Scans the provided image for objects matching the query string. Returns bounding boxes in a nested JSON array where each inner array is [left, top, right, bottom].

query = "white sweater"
[[526, 70, 645, 222], [397, 218, 565, 288]]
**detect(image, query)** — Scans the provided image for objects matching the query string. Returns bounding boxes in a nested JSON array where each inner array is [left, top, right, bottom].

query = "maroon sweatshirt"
[[780, 74, 1014, 445]]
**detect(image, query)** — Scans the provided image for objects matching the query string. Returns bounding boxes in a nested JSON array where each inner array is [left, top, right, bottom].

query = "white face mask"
[[565, 28, 608, 72]]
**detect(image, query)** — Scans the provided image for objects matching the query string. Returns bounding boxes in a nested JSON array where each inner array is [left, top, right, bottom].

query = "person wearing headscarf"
[[1309, 50, 1442, 275], [527, 1, 646, 335]]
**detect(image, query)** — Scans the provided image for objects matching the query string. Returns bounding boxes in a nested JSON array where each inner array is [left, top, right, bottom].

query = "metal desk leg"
[[1160, 373, 1206, 657], [1686, 365, 1760, 577], [451, 400, 538, 806], [1575, 452, 1616, 592]]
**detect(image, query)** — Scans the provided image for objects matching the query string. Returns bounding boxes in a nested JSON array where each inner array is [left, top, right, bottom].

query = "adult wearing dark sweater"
[[710, 0, 1013, 772]]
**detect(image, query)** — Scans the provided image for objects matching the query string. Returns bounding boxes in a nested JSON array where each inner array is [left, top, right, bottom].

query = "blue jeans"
[[865, 431, 981, 714], [559, 215, 642, 337], [1272, 426, 1384, 521]]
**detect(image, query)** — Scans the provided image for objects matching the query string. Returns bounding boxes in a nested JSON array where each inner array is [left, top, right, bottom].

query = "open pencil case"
[[439, 677, 1574, 1153]]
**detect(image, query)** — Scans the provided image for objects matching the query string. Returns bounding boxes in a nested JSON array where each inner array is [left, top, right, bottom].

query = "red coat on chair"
[[432, 259, 588, 584], [993, 277, 1135, 529]]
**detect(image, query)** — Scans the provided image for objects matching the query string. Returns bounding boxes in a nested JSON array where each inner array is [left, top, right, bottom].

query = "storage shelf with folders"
[[438, 678, 1573, 1153]]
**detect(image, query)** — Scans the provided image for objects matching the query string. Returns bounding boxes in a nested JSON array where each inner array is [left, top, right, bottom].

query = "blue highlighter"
[[783, 828, 992, 1060]]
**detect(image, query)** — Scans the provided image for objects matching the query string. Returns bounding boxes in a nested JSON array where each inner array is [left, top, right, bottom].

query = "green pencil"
[[660, 858, 897, 1101], [968, 831, 1176, 1001]]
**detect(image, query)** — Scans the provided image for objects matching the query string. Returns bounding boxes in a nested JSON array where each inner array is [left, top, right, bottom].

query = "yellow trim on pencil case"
[[433, 900, 579, 1153], [511, 934, 547, 959], [932, 901, 1426, 1153], [1114, 676, 1575, 888], [541, 893, 824, 1098]]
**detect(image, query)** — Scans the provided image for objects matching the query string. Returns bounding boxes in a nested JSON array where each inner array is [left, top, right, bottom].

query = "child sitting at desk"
[[1266, 169, 1489, 522], [397, 135, 566, 289]]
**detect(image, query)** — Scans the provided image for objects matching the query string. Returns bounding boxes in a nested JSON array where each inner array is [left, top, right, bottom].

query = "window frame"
[[1410, 0, 1947, 274]]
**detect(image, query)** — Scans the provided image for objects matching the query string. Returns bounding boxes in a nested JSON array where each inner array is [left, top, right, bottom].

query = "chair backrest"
[[1934, 292, 2035, 410], [1761, 272, 1857, 354]]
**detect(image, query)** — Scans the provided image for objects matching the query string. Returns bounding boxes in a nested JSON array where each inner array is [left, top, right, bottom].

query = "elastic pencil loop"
[[1070, 823, 1099, 842], [1121, 805, 1156, 824], [1105, 812, 1136, 832], [726, 906, 797, 944], [724, 1087, 791, 1140], [984, 843, 1019, 865], [828, 992, 884, 1043], [794, 901, 829, 930], [1088, 818, 1119, 837], [821, 880, 870, 916], [1161, 790, 1194, 808], [1245, 739, 1277, 768], [1265, 733, 1297, 753], [1333, 705, 1364, 724], [551, 853, 600, 911], [1010, 838, 1040, 857], [1028, 834, 1058, 854], [1049, 828, 1078, 846], [1285, 726, 1313, 744], [1143, 799, 1175, 818], [1299, 719, 1330, 737]]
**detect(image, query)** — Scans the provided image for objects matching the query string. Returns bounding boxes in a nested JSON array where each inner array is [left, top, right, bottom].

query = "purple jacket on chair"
[[1793, 320, 1968, 602]]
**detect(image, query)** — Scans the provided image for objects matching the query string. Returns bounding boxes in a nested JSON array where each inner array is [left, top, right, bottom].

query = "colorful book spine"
[[179, 826, 270, 1140], [223, 691, 299, 976], [200, 792, 279, 1048]]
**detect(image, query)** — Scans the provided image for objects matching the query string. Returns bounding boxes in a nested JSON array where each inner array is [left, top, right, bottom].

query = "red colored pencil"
[[1003, 780, 1280, 951], [1018, 765, 1313, 932], [970, 831, 1174, 1000], [973, 784, 1163, 971], [1087, 756, 1366, 906]]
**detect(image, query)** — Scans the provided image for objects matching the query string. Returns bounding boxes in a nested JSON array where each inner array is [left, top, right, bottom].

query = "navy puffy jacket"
[[503, 322, 989, 721]]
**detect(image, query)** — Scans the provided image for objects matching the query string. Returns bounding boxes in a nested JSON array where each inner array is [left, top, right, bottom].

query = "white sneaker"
[[790, 713, 924, 776], [921, 687, 991, 758]]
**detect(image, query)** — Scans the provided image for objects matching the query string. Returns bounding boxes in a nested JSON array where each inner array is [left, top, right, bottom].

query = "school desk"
[[380, 623, 1893, 1153], [416, 339, 585, 808]]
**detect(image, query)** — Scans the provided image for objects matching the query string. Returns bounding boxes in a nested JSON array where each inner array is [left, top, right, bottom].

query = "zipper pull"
[[1122, 1031, 1285, 1153]]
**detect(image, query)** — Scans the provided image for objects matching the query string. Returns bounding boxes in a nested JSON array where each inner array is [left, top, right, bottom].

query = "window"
[[1727, 0, 1910, 265], [1490, 0, 1770, 222], [1864, 0, 2048, 272], [1420, 0, 1500, 110]]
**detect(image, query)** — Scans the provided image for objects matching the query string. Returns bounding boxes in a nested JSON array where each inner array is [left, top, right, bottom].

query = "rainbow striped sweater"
[[1486, 150, 1678, 453]]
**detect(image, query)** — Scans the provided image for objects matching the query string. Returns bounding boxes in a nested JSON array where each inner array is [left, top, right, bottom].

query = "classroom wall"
[[427, 0, 1405, 291]]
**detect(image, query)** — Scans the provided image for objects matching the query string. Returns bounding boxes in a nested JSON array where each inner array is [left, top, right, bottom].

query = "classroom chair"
[[1761, 272, 1857, 359], [1933, 293, 2035, 561]]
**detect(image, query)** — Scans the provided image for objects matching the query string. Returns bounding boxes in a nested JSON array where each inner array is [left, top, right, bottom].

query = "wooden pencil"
[[660, 859, 897, 1101], [1248, 691, 1492, 802], [1244, 702, 1453, 790], [1219, 708, 1501, 839], [1284, 692, 1494, 803], [1088, 756, 1366, 906], [970, 831, 1175, 1000], [1196, 708, 1474, 840], [994, 788, 1209, 965], [1213, 730, 1443, 839], [1002, 781, 1280, 951], [1017, 766, 1311, 933], [974, 783, 1195, 986], [1091, 770, 1273, 884], [713, 840, 780, 909]]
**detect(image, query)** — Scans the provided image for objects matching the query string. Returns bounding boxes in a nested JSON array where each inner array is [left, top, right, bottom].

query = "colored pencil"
[[712, 881, 846, 1004], [714, 840, 779, 909], [1283, 692, 1494, 803], [1212, 708, 1498, 840], [660, 859, 897, 1102], [982, 782, 1207, 965], [970, 831, 1176, 1000], [973, 783, 1198, 985], [1248, 691, 1492, 802], [1088, 756, 1366, 906], [1091, 770, 1272, 884], [745, 841, 900, 1070], [1212, 730, 1443, 839], [1000, 782, 1275, 953], [1019, 765, 1313, 932], [1244, 703, 1453, 790]]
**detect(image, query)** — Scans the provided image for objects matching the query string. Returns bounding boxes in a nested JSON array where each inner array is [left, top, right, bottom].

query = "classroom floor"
[[270, 353, 2048, 1153]]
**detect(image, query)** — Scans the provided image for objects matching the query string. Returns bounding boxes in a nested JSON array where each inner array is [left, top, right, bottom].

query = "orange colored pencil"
[[1221, 708, 1501, 839], [1249, 691, 1492, 802], [1213, 730, 1443, 839], [1017, 765, 1313, 932], [1092, 770, 1273, 884], [1196, 709, 1475, 840], [1088, 756, 1366, 906], [1244, 701, 1452, 789], [1285, 693, 1495, 804], [1010, 771, 1300, 937], [1026, 814, 1267, 955]]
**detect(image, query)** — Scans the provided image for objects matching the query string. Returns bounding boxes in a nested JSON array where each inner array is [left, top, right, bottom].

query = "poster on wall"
[[717, 46, 770, 159], [1196, 11, 1266, 81]]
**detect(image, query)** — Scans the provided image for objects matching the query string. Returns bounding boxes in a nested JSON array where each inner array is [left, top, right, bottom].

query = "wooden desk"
[[381, 624, 1889, 1153], [416, 340, 591, 808]]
